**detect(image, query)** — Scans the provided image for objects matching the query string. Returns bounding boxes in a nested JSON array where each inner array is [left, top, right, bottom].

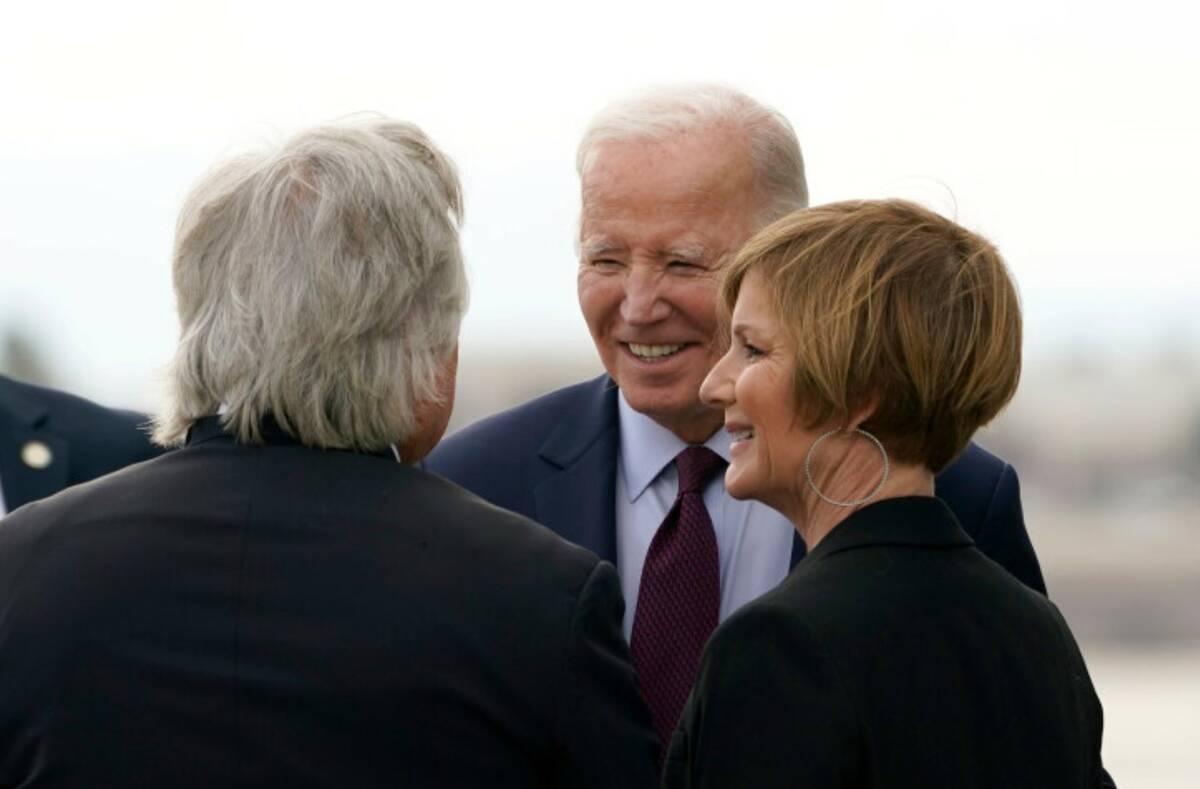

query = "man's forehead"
[[580, 185, 719, 222], [578, 188, 757, 247], [582, 154, 757, 232], [584, 130, 753, 192]]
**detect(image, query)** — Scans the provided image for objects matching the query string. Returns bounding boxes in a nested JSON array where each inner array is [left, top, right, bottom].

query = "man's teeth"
[[628, 343, 684, 359]]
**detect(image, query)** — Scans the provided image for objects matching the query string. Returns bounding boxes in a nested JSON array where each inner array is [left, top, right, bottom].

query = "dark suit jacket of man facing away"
[[0, 373, 162, 511], [0, 416, 659, 788], [425, 375, 1047, 592]]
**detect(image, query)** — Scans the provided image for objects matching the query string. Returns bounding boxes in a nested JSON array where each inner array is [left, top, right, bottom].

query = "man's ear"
[[399, 343, 459, 464], [435, 343, 459, 402]]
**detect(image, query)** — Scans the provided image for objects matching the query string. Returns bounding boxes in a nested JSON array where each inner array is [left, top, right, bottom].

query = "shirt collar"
[[617, 389, 731, 502]]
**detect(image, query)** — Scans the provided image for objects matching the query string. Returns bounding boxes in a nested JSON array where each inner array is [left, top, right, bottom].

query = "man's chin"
[[616, 383, 722, 443]]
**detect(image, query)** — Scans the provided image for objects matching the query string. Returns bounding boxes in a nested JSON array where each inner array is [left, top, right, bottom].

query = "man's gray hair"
[[576, 83, 809, 224], [154, 118, 468, 452]]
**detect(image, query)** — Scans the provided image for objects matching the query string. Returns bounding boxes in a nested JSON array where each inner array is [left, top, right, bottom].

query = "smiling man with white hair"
[[0, 118, 658, 787], [427, 84, 1048, 755]]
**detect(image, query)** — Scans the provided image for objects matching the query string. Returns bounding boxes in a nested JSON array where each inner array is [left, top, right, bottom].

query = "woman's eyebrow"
[[730, 321, 756, 338]]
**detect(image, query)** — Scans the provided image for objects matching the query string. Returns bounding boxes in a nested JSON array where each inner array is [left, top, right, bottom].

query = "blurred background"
[[2, 1, 1196, 784]]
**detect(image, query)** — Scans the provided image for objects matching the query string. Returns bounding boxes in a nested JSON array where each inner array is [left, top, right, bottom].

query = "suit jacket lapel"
[[533, 376, 620, 564], [0, 383, 71, 511], [789, 532, 807, 569]]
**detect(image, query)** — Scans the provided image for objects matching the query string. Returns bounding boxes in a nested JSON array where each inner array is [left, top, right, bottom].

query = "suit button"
[[21, 441, 54, 470]]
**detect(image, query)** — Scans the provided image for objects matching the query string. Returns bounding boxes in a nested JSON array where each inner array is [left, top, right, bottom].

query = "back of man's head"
[[155, 118, 468, 453], [576, 83, 809, 225]]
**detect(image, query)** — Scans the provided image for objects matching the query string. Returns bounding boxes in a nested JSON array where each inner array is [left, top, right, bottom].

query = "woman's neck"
[[790, 462, 935, 550]]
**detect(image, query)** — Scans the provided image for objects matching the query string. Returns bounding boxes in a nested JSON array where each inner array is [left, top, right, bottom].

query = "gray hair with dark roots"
[[576, 83, 809, 224], [154, 118, 468, 452]]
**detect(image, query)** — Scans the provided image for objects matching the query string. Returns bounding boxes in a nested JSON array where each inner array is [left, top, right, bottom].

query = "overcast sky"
[[2, 0, 1197, 406]]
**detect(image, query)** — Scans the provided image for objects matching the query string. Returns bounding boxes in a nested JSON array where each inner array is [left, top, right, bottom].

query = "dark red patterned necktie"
[[629, 445, 726, 756]]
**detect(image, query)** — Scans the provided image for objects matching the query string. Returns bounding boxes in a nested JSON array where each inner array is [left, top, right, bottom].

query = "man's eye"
[[668, 260, 699, 270], [592, 258, 623, 268]]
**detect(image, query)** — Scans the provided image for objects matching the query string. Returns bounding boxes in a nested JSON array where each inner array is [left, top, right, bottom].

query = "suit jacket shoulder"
[[427, 375, 614, 504], [0, 374, 162, 510], [935, 441, 1045, 592], [426, 375, 622, 561]]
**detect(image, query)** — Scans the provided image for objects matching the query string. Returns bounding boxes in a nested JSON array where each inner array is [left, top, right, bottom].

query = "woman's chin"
[[723, 468, 760, 502], [726, 466, 796, 517]]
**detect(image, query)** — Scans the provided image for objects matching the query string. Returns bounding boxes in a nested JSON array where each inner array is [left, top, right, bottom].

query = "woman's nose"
[[700, 351, 735, 408]]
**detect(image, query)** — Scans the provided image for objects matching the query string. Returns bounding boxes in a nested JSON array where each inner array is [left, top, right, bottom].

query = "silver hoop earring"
[[803, 427, 890, 508]]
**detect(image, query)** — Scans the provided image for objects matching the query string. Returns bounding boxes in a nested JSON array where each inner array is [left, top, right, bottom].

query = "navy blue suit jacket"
[[0, 374, 162, 512], [426, 375, 1046, 594]]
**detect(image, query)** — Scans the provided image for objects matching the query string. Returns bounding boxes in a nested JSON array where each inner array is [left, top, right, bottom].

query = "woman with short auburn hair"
[[664, 199, 1106, 788]]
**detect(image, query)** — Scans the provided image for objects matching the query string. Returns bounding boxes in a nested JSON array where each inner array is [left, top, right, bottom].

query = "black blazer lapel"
[[533, 377, 620, 564]]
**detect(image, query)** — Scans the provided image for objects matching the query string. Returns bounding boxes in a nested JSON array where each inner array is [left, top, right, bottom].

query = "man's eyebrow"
[[581, 238, 625, 258], [662, 243, 709, 261]]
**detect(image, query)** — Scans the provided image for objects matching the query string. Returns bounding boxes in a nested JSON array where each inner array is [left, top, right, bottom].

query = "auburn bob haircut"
[[721, 199, 1022, 472]]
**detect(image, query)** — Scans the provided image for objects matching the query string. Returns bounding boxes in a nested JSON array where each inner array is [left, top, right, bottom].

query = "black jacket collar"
[[0, 374, 49, 430], [185, 415, 397, 461], [805, 496, 975, 564]]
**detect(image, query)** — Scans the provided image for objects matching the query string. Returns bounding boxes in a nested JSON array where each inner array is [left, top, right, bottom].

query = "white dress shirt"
[[615, 392, 796, 640]]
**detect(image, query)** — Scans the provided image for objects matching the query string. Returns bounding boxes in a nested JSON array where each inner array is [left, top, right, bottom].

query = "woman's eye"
[[742, 342, 763, 359]]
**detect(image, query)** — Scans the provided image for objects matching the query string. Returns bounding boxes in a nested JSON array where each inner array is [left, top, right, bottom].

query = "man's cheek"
[[578, 279, 617, 324]]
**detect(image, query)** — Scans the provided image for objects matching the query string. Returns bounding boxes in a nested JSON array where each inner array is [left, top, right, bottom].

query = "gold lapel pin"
[[20, 441, 54, 470]]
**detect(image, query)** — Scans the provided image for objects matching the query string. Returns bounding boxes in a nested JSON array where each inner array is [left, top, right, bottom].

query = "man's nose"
[[619, 267, 670, 325]]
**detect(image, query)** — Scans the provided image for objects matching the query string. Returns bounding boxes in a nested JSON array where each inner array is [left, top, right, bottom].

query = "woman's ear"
[[845, 394, 880, 431]]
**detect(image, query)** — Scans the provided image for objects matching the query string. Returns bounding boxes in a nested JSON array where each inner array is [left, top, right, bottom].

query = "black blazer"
[[427, 376, 1046, 593], [664, 497, 1106, 789], [0, 417, 659, 788], [0, 373, 161, 511]]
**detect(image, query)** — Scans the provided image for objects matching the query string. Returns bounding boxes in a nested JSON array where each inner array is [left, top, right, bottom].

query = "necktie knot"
[[675, 446, 726, 496]]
